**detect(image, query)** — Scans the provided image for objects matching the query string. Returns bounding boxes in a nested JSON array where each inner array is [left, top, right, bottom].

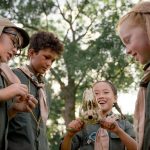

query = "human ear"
[[28, 49, 34, 58], [114, 95, 117, 103]]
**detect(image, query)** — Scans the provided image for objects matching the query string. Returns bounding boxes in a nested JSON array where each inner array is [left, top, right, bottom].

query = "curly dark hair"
[[28, 31, 64, 56]]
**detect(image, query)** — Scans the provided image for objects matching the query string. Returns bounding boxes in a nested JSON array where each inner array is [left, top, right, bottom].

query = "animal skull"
[[80, 88, 102, 124]]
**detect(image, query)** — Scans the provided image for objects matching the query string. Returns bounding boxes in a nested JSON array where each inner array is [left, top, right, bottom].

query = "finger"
[[27, 100, 37, 109], [109, 123, 116, 129], [28, 95, 38, 104], [66, 127, 78, 133], [76, 119, 84, 126], [26, 105, 32, 112], [20, 86, 28, 94], [19, 95, 27, 101], [31, 98, 38, 105], [21, 84, 28, 89], [27, 94, 33, 98], [75, 124, 82, 130], [69, 122, 82, 131], [100, 121, 109, 128]]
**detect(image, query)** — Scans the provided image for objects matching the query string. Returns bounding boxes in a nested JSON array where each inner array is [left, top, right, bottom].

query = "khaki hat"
[[0, 16, 29, 48]]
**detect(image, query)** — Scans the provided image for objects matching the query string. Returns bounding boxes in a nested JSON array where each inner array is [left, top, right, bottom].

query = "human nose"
[[96, 93, 104, 101], [125, 47, 132, 55], [46, 59, 53, 67], [12, 47, 18, 55]]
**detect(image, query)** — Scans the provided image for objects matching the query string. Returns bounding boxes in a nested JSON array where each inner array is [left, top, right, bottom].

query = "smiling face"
[[0, 34, 19, 62], [93, 81, 117, 116], [28, 48, 58, 75], [119, 21, 150, 65]]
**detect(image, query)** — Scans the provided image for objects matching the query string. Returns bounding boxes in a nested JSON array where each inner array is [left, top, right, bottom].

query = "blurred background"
[[0, 0, 142, 149]]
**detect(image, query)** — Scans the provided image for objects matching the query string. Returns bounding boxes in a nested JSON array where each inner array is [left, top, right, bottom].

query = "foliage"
[[0, 0, 140, 149], [125, 114, 134, 124]]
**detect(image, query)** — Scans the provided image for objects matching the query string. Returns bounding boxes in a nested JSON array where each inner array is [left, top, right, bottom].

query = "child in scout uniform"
[[61, 81, 137, 150], [0, 16, 37, 150], [117, 1, 150, 149], [7, 31, 64, 150]]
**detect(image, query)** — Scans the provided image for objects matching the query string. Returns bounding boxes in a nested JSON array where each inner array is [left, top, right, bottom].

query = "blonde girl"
[[117, 1, 150, 150]]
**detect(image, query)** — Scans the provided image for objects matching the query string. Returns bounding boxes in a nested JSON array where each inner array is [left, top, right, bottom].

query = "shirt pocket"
[[109, 132, 125, 150]]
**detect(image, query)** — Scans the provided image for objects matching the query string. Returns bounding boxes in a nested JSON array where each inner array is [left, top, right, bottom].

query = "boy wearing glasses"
[[0, 17, 37, 150]]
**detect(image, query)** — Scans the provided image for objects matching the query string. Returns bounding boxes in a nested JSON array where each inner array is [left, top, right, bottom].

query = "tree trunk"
[[61, 80, 76, 126]]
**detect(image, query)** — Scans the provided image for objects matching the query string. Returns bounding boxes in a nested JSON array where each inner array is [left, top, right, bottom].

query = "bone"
[[80, 88, 102, 124]]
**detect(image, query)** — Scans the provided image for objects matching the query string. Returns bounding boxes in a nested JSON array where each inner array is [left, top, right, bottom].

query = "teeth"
[[100, 102, 105, 104]]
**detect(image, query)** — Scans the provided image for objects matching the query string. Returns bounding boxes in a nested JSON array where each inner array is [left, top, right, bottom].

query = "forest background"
[[0, 0, 141, 149]]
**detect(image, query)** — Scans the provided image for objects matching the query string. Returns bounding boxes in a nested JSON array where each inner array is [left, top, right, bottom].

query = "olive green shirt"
[[0, 75, 8, 150], [67, 119, 135, 150], [7, 68, 50, 150], [138, 62, 150, 150], [142, 81, 150, 150]]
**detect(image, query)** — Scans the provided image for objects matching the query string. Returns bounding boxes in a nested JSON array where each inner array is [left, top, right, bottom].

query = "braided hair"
[[93, 80, 126, 119]]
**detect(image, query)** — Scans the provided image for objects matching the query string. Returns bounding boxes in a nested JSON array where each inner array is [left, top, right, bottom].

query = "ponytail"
[[113, 102, 126, 120]]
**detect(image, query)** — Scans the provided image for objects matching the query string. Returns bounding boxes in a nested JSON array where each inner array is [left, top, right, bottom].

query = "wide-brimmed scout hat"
[[0, 16, 29, 48]]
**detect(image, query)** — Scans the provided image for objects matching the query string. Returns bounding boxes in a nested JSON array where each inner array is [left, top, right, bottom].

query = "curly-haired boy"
[[7, 31, 64, 150]]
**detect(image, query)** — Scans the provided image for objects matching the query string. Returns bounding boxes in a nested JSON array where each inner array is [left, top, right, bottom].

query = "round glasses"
[[2, 29, 22, 55]]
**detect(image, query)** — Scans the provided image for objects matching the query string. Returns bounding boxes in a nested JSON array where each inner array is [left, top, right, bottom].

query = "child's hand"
[[0, 83, 28, 101], [12, 94, 38, 113], [8, 94, 38, 119], [99, 115, 120, 134], [7, 83, 28, 98], [67, 118, 84, 137]]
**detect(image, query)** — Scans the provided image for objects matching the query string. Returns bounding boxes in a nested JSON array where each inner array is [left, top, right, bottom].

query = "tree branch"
[[107, 62, 129, 80], [50, 68, 65, 89], [41, 0, 49, 30], [76, 16, 97, 42], [55, 0, 72, 25], [55, 0, 76, 41]]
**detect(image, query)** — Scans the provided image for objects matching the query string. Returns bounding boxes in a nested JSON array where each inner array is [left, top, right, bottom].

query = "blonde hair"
[[117, 1, 150, 42]]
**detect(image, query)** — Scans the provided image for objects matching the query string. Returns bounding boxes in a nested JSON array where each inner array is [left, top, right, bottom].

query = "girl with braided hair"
[[60, 81, 136, 150], [117, 1, 150, 149]]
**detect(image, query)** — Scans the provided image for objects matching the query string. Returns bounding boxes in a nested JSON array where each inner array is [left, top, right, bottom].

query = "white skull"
[[80, 88, 102, 124]]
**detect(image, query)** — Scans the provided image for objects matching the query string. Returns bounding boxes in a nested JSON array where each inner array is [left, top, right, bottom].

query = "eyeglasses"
[[3, 30, 21, 48], [2, 30, 22, 55]]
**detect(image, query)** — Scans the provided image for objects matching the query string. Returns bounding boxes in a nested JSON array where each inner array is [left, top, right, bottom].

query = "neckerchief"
[[0, 63, 20, 85], [94, 112, 122, 150], [94, 127, 109, 150], [19, 65, 48, 124], [134, 64, 150, 150]]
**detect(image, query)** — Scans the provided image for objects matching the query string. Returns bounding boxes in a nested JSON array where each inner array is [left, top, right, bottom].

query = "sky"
[[117, 91, 137, 114], [51, 0, 141, 115]]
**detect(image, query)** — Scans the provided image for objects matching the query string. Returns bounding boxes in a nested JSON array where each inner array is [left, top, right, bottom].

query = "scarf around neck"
[[94, 127, 109, 150], [94, 112, 117, 150], [19, 65, 48, 124], [0, 63, 20, 85], [134, 64, 150, 150]]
